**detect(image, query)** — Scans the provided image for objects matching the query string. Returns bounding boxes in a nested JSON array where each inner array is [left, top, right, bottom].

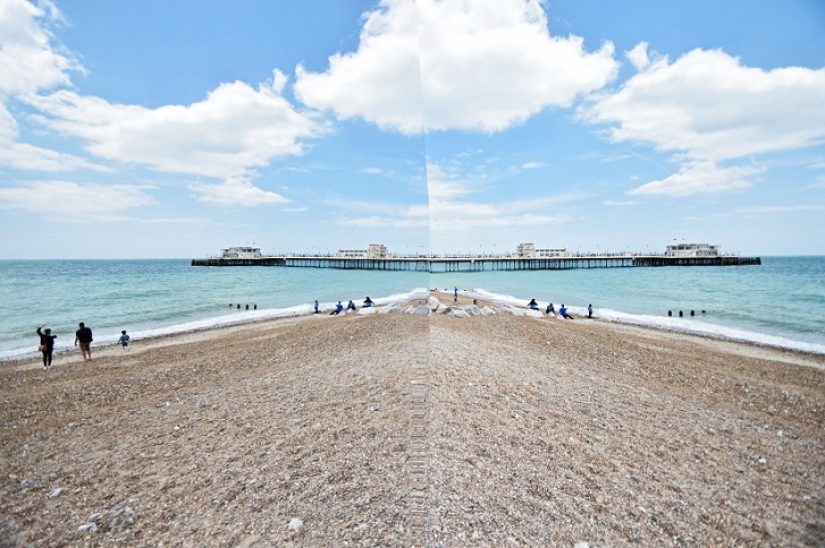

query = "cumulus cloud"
[[581, 47, 825, 196], [295, 0, 618, 134], [0, 0, 81, 96], [189, 176, 291, 206], [625, 42, 650, 71], [583, 48, 825, 161], [25, 72, 326, 179], [0, 0, 104, 171], [0, 180, 154, 219]]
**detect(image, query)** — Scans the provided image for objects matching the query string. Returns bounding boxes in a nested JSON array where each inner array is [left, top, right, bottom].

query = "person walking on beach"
[[314, 300, 319, 314], [36, 326, 57, 369], [559, 305, 574, 320], [588, 304, 593, 319], [75, 322, 93, 360], [546, 302, 556, 317], [119, 330, 130, 350]]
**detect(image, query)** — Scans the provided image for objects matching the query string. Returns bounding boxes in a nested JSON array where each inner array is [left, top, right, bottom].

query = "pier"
[[191, 254, 761, 271]]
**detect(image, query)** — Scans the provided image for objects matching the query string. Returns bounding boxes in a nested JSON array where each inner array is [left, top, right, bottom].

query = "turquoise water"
[[2, 256, 823, 360]]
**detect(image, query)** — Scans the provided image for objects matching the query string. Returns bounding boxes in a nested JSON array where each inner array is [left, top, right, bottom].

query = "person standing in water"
[[37, 326, 57, 369]]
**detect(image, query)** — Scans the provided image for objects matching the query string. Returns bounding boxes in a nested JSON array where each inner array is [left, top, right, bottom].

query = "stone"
[[288, 517, 303, 531]]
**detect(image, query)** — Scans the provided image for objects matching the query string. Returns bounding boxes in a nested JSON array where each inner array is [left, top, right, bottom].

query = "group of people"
[[318, 296, 374, 316], [36, 322, 132, 369], [528, 300, 594, 320]]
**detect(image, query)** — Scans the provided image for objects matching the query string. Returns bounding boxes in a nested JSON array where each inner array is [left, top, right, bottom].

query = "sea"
[[2, 256, 824, 361]]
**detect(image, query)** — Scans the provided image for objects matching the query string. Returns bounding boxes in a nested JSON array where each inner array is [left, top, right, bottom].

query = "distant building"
[[221, 246, 262, 259], [665, 243, 721, 257], [336, 244, 389, 259], [516, 243, 569, 258]]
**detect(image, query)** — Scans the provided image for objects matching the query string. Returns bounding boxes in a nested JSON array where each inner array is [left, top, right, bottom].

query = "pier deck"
[[191, 255, 760, 271]]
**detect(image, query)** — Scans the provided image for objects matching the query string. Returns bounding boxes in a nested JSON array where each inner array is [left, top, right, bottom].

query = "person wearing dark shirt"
[[75, 322, 93, 360], [37, 326, 57, 369]]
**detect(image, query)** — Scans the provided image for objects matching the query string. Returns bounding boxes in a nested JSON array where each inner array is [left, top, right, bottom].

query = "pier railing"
[[191, 254, 760, 271]]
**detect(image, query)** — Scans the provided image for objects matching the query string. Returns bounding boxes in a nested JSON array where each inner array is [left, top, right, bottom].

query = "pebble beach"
[[1, 293, 824, 546]]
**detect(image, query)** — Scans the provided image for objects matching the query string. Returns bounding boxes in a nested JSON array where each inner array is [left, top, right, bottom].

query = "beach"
[[1, 293, 824, 546]]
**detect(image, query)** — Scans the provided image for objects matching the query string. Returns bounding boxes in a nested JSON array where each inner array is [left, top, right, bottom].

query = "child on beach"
[[119, 330, 130, 350], [546, 303, 556, 316], [527, 299, 539, 310]]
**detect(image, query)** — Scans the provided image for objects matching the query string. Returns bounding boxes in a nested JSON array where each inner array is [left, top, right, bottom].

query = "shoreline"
[[8, 291, 825, 372]]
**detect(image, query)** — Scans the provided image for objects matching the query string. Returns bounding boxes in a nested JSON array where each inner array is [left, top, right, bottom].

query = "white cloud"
[[582, 48, 825, 162], [0, 0, 81, 96], [189, 176, 290, 206], [603, 200, 638, 206], [629, 160, 761, 196], [0, 180, 154, 219], [337, 215, 429, 228], [521, 162, 545, 170], [626, 42, 650, 71], [338, 159, 579, 230], [581, 47, 825, 196], [0, 0, 102, 172], [0, 138, 109, 172], [25, 73, 326, 179], [737, 204, 825, 214], [295, 0, 618, 134]]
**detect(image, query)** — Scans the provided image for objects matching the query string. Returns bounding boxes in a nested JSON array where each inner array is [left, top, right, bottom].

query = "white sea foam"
[[460, 287, 825, 355]]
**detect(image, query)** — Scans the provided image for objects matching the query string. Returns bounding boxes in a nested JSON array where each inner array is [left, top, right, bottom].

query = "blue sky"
[[1, 0, 824, 259]]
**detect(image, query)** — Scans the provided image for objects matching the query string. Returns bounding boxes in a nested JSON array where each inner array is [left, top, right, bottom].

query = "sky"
[[1, 0, 824, 259]]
